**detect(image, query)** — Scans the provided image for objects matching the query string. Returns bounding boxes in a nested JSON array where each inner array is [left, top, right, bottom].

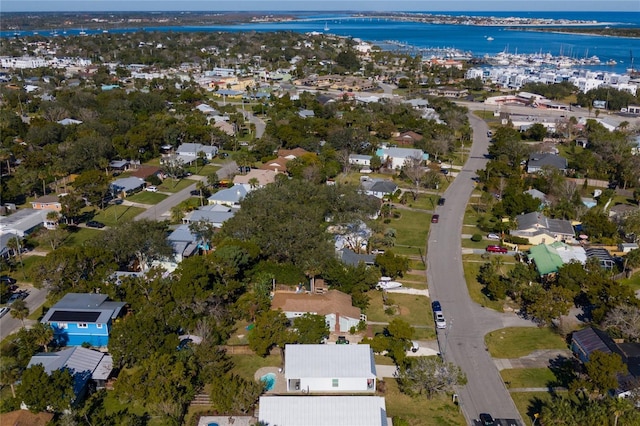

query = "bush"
[[503, 235, 529, 245], [471, 233, 483, 242]]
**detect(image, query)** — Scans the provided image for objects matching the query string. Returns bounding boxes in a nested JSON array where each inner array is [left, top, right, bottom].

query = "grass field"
[[93, 205, 145, 226], [366, 290, 434, 330], [229, 354, 282, 381], [389, 209, 431, 248], [500, 368, 558, 389], [510, 391, 556, 424], [485, 327, 567, 358], [158, 178, 197, 193], [383, 378, 466, 426], [461, 255, 505, 312], [126, 191, 168, 204]]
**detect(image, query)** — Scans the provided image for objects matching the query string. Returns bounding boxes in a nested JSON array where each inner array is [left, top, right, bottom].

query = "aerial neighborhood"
[[1, 9, 640, 426]]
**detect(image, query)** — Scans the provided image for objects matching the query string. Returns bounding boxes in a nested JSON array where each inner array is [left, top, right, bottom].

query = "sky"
[[2, 0, 639, 13]]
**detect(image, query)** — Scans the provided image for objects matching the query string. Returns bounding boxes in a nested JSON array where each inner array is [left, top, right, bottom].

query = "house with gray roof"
[[26, 347, 112, 401], [109, 177, 145, 197], [207, 185, 248, 208], [0, 208, 48, 237], [376, 147, 429, 170], [182, 209, 235, 228], [41, 293, 126, 347], [175, 143, 218, 162], [527, 153, 568, 174], [348, 154, 372, 167], [360, 178, 398, 199], [511, 212, 575, 245], [167, 224, 200, 261], [338, 248, 376, 267], [524, 188, 548, 208]]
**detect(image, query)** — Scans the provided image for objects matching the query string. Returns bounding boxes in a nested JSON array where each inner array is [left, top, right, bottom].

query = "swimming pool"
[[260, 372, 276, 391]]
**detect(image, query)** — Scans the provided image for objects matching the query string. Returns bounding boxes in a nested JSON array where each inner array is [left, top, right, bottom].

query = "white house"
[[175, 143, 218, 161], [376, 147, 428, 170], [207, 185, 249, 208], [258, 396, 389, 426], [284, 344, 376, 393], [348, 154, 372, 167]]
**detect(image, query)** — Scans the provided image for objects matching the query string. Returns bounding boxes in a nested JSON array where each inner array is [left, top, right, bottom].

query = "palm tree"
[[31, 323, 54, 353], [10, 299, 29, 327], [0, 358, 21, 398], [46, 210, 60, 228], [248, 177, 259, 189]]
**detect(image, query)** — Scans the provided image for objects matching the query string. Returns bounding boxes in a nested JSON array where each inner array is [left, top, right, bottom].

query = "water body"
[[2, 11, 639, 74]]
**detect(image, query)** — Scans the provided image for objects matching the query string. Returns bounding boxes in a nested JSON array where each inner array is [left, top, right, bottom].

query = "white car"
[[145, 186, 158, 192], [435, 311, 447, 329], [0, 307, 10, 319], [487, 233, 500, 240]]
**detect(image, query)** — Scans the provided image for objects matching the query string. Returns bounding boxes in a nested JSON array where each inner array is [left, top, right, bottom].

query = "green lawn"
[[399, 273, 427, 288], [195, 164, 221, 177], [60, 227, 104, 248], [93, 205, 145, 226], [408, 260, 426, 270], [462, 255, 504, 312], [229, 354, 282, 381], [383, 378, 466, 426], [158, 178, 196, 193], [403, 193, 439, 211], [510, 391, 557, 424], [485, 327, 567, 358], [619, 271, 640, 293], [389, 209, 430, 248], [366, 291, 434, 332], [126, 191, 168, 204], [500, 368, 558, 388]]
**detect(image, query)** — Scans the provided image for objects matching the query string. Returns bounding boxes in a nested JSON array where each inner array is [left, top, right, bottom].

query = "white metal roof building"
[[285, 344, 376, 393], [258, 396, 389, 426]]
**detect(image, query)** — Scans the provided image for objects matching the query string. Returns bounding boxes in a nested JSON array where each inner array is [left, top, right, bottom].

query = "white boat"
[[486, 36, 494, 41], [376, 277, 402, 290], [324, 22, 329, 31]]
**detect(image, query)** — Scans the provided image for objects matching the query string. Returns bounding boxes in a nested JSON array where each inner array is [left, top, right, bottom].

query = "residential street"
[[0, 285, 46, 340], [426, 112, 536, 425]]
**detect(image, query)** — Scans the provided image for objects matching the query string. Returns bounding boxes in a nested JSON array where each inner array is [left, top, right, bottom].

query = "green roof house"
[[527, 241, 586, 276]]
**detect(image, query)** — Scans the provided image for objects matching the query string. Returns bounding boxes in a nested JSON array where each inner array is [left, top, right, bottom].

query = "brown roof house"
[[233, 169, 277, 188], [393, 131, 423, 146], [271, 289, 366, 333], [0, 410, 54, 426]]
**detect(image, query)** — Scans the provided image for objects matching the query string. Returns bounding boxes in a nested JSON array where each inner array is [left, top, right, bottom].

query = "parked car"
[[431, 300, 442, 312], [437, 198, 446, 206], [435, 311, 447, 329], [0, 275, 17, 285], [486, 245, 508, 253], [479, 413, 495, 426], [486, 233, 500, 240], [337, 336, 350, 344], [7, 290, 28, 305], [86, 220, 105, 229], [145, 186, 158, 192], [0, 307, 10, 319], [411, 341, 420, 353], [190, 190, 201, 196], [431, 214, 440, 223]]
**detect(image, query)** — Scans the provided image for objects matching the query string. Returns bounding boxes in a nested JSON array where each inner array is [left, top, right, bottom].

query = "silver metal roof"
[[285, 344, 376, 379]]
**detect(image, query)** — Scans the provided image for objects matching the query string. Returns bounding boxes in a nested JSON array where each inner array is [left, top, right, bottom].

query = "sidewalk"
[[493, 349, 573, 371]]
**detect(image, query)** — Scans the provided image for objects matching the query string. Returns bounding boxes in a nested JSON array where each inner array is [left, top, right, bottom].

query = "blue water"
[[260, 372, 276, 391], [2, 11, 639, 74]]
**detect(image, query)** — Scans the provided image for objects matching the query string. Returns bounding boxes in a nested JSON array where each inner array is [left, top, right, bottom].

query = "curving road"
[[426, 112, 535, 425]]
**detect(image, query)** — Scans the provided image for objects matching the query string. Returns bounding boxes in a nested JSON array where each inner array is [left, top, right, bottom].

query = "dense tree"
[[17, 364, 74, 413], [293, 313, 330, 344], [209, 373, 263, 414], [248, 310, 294, 357], [375, 251, 410, 279], [397, 356, 467, 399], [583, 350, 627, 397], [602, 304, 640, 342], [10, 299, 29, 326]]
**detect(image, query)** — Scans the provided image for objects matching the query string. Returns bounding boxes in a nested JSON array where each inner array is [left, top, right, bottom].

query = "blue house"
[[41, 293, 126, 347]]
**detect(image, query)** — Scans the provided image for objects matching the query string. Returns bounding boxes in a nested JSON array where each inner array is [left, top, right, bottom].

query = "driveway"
[[426, 112, 534, 425]]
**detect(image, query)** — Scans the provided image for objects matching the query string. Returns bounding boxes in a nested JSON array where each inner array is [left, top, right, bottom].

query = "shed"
[[258, 396, 389, 426], [284, 344, 376, 393], [619, 243, 638, 253], [570, 327, 617, 364]]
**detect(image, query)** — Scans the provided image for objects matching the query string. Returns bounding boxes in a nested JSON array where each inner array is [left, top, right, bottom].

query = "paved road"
[[426, 112, 535, 425], [0, 285, 46, 340], [134, 161, 237, 222]]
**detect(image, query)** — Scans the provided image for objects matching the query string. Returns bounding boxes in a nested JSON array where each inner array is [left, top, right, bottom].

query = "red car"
[[431, 214, 440, 223], [486, 245, 508, 253]]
